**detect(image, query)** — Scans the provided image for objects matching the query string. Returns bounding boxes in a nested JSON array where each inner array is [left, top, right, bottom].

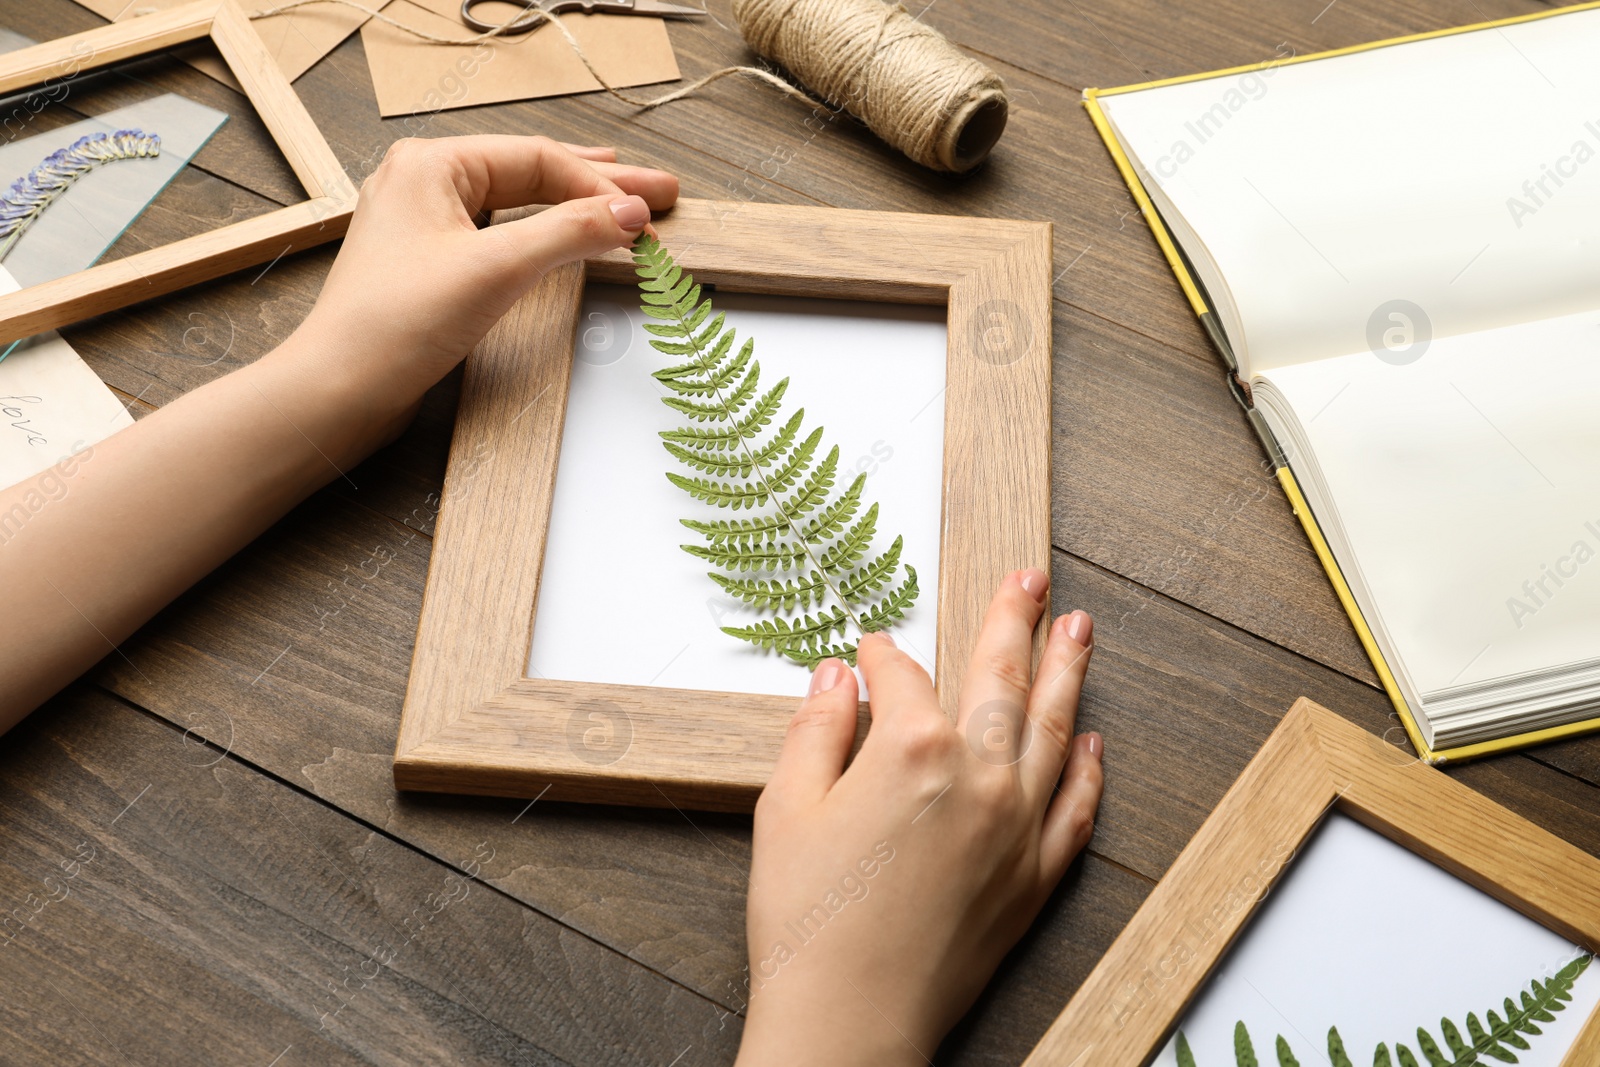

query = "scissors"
[[460, 0, 706, 33]]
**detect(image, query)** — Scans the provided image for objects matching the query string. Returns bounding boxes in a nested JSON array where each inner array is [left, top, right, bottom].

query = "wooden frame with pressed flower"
[[394, 198, 1052, 812], [1022, 698, 1600, 1066], [0, 0, 356, 343]]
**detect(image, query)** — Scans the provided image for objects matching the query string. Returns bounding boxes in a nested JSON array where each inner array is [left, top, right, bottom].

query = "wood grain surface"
[[3, 0, 1599, 1062]]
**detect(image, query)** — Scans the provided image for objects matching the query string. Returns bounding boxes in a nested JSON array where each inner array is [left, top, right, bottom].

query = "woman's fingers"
[[553, 142, 677, 215], [856, 632, 940, 732], [580, 160, 680, 210], [451, 136, 676, 210], [762, 659, 861, 810], [483, 193, 652, 287], [956, 568, 1050, 740], [559, 143, 617, 162], [369, 137, 677, 273], [1020, 610, 1093, 798], [380, 135, 627, 215], [1039, 733, 1104, 882], [365, 136, 678, 218]]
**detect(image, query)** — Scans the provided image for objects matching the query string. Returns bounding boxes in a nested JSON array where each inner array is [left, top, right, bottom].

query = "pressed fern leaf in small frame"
[[0, 130, 162, 260], [1174, 953, 1593, 1067], [632, 234, 919, 667]]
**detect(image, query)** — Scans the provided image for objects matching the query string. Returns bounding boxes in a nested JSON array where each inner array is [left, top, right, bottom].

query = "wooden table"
[[4, 1, 1599, 1062]]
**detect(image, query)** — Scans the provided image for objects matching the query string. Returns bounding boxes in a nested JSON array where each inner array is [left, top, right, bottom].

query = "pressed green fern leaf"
[[1401, 953, 1591, 1066], [634, 234, 920, 666], [1190, 956, 1592, 1067]]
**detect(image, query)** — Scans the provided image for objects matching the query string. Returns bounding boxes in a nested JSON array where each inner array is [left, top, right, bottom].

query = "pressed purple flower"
[[0, 128, 161, 259]]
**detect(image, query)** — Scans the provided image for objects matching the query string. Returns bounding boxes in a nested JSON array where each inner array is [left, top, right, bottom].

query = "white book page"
[[528, 285, 945, 698], [1256, 308, 1600, 697], [1151, 814, 1600, 1067], [1100, 8, 1600, 373]]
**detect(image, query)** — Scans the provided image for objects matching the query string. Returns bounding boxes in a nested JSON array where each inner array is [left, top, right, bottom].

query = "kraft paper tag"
[[360, 0, 680, 118]]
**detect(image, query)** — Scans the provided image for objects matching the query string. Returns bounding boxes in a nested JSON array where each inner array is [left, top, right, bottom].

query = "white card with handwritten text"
[[0, 267, 131, 492]]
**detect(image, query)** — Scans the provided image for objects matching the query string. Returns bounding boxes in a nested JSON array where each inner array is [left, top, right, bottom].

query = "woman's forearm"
[[0, 134, 676, 733], [0, 333, 401, 731]]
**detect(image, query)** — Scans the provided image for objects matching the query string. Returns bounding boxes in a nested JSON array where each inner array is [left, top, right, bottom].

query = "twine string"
[[731, 0, 1007, 170]]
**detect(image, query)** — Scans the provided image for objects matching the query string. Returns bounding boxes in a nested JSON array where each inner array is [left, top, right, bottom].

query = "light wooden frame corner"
[[396, 199, 1053, 812], [0, 0, 357, 342], [1024, 698, 1600, 1066]]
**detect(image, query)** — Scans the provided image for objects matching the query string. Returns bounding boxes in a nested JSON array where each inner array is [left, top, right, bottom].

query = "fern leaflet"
[[634, 235, 920, 665], [1236, 1021, 1259, 1067], [1175, 955, 1592, 1067]]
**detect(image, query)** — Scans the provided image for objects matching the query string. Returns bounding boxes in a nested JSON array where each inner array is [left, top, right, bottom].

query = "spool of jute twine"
[[249, 0, 1009, 172], [731, 0, 1008, 172]]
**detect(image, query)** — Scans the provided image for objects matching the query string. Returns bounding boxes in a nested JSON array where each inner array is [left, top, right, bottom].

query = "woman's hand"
[[736, 568, 1105, 1066], [0, 135, 678, 731], [280, 135, 679, 443]]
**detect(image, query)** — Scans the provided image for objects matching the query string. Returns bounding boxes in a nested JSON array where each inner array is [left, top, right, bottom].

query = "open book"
[[1087, 5, 1600, 758]]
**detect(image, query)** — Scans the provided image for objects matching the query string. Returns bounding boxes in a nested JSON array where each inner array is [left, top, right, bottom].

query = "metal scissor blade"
[[541, 0, 708, 16], [625, 0, 709, 15]]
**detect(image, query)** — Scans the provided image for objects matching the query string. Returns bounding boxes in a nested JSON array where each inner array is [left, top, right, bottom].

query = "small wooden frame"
[[1024, 699, 1600, 1066], [395, 199, 1052, 811], [0, 0, 356, 342]]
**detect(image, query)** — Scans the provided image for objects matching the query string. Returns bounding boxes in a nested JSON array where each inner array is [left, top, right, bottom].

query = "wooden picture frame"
[[0, 0, 356, 342], [395, 199, 1052, 811], [1024, 699, 1600, 1066]]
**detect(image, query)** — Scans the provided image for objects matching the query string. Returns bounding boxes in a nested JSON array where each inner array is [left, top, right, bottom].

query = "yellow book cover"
[[1083, 3, 1600, 763]]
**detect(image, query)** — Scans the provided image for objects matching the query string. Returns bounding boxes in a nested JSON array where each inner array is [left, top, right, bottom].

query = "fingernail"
[[862, 631, 895, 649], [809, 660, 844, 696], [1065, 610, 1092, 645], [1086, 732, 1103, 758], [609, 195, 650, 231], [1019, 568, 1048, 602]]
